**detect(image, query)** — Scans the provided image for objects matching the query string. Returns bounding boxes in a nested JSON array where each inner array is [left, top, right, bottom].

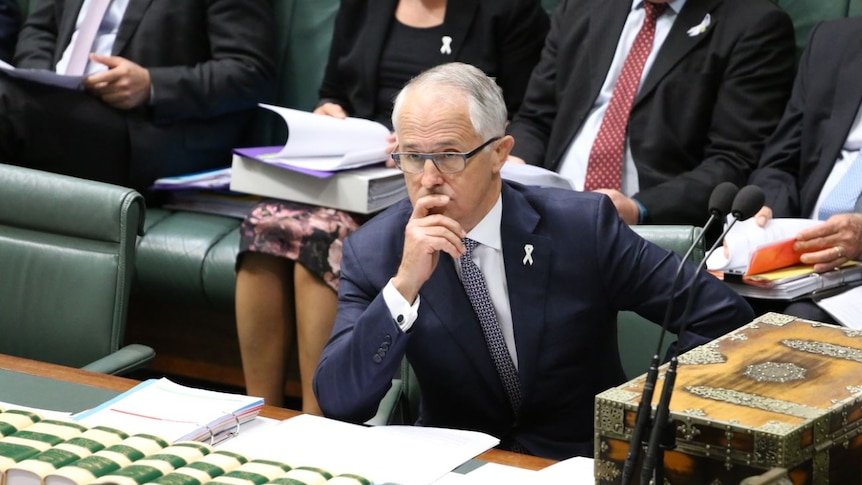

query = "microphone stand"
[[619, 213, 720, 485], [640, 186, 763, 484], [620, 182, 739, 485]]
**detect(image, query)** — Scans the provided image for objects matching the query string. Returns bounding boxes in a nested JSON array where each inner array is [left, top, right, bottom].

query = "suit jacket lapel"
[[500, 184, 551, 402], [588, 0, 631, 109], [442, 0, 478, 60], [113, 0, 154, 56], [420, 253, 505, 399], [821, 47, 862, 174], [57, 0, 86, 55], [637, 0, 720, 104], [803, 46, 862, 216]]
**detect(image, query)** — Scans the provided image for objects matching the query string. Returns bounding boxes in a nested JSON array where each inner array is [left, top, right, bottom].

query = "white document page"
[[218, 414, 499, 485], [0, 60, 83, 90], [816, 285, 862, 329], [706, 217, 819, 271], [257, 104, 390, 170]]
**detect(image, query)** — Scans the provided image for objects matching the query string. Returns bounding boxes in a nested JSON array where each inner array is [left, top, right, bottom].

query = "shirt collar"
[[631, 0, 686, 15], [465, 194, 503, 251]]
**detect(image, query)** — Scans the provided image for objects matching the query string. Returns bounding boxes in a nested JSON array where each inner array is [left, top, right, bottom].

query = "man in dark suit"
[[747, 17, 862, 322], [313, 62, 754, 460], [507, 0, 796, 226], [0, 0, 274, 193]]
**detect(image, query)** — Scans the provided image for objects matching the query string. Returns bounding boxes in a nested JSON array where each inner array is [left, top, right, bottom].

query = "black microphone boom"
[[619, 182, 738, 485], [639, 185, 765, 485]]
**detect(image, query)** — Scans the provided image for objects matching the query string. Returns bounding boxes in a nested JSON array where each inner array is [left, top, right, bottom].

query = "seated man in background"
[[748, 16, 862, 323], [0, 0, 19, 63], [0, 0, 274, 194], [313, 62, 754, 460], [507, 0, 796, 226]]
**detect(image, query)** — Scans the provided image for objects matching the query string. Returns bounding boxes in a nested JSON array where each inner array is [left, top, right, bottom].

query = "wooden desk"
[[0, 355, 555, 471]]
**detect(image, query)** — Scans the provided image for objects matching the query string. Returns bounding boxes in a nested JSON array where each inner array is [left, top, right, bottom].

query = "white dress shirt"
[[557, 0, 687, 196]]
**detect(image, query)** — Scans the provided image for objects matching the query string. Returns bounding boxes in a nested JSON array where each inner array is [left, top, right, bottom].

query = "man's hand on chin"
[[593, 188, 640, 224], [393, 194, 466, 302]]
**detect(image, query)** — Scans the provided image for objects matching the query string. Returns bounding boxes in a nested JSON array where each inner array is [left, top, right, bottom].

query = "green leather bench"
[[121, 0, 861, 396]]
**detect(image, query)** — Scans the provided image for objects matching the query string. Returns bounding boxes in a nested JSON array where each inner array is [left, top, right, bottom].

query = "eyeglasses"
[[391, 137, 501, 174]]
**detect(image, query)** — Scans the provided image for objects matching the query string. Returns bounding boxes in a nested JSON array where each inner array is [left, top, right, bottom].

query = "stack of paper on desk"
[[230, 149, 406, 214], [706, 217, 819, 275], [705, 217, 862, 301], [70, 378, 263, 445], [218, 414, 499, 485], [229, 104, 407, 213]]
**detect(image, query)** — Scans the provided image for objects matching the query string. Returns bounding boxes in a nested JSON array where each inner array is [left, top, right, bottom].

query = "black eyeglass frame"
[[390, 136, 502, 174]]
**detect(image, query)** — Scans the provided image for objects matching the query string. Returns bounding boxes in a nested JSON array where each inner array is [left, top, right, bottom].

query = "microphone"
[[638, 185, 764, 485], [619, 182, 738, 485]]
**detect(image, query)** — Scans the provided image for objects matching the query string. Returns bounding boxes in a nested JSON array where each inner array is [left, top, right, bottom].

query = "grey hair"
[[391, 62, 507, 140]]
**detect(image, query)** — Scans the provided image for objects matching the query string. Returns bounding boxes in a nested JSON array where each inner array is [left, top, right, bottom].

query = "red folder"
[[744, 237, 805, 276]]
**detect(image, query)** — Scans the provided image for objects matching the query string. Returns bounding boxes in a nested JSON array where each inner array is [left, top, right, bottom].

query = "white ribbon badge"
[[440, 36, 453, 55], [686, 13, 710, 37], [523, 244, 534, 266]]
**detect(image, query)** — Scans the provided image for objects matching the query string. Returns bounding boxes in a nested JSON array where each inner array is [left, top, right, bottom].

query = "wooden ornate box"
[[595, 313, 862, 484]]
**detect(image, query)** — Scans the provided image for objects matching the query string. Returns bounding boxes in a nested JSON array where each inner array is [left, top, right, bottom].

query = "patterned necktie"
[[819, 151, 862, 220], [65, 0, 112, 75], [459, 238, 521, 412], [584, 1, 667, 191]]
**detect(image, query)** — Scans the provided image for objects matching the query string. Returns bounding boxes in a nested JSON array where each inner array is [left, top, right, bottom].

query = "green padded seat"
[[135, 209, 241, 309], [0, 164, 154, 374], [619, 225, 704, 379]]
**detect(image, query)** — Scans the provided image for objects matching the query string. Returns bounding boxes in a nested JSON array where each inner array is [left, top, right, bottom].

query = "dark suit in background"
[[315, 181, 753, 460], [749, 17, 862, 218], [0, 0, 274, 193], [0, 0, 19, 62], [507, 0, 796, 225], [317, 0, 549, 125], [746, 17, 862, 324]]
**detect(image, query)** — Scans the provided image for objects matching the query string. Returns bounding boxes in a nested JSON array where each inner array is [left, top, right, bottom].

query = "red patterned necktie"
[[584, 2, 667, 191]]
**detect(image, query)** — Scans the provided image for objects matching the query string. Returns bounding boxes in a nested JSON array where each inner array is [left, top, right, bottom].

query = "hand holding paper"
[[706, 217, 819, 274]]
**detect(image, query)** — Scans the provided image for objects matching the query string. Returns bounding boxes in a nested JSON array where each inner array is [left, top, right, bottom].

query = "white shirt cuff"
[[382, 278, 420, 332]]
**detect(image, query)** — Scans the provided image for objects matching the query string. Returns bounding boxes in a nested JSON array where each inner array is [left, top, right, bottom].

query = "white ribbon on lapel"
[[440, 36, 453, 55], [523, 244, 534, 265], [686, 13, 710, 37]]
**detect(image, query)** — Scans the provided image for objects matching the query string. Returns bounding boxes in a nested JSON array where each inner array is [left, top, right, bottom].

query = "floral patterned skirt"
[[238, 199, 366, 291]]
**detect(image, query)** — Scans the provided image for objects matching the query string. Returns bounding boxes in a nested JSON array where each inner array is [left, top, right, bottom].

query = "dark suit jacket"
[[507, 0, 795, 225], [11, 0, 274, 189], [314, 181, 754, 460], [0, 0, 19, 63], [317, 0, 549, 124], [749, 17, 862, 218]]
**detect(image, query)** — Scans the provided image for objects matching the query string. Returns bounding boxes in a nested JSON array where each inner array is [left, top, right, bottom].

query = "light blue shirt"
[[557, 0, 688, 197], [55, 0, 130, 75], [812, 104, 862, 219]]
